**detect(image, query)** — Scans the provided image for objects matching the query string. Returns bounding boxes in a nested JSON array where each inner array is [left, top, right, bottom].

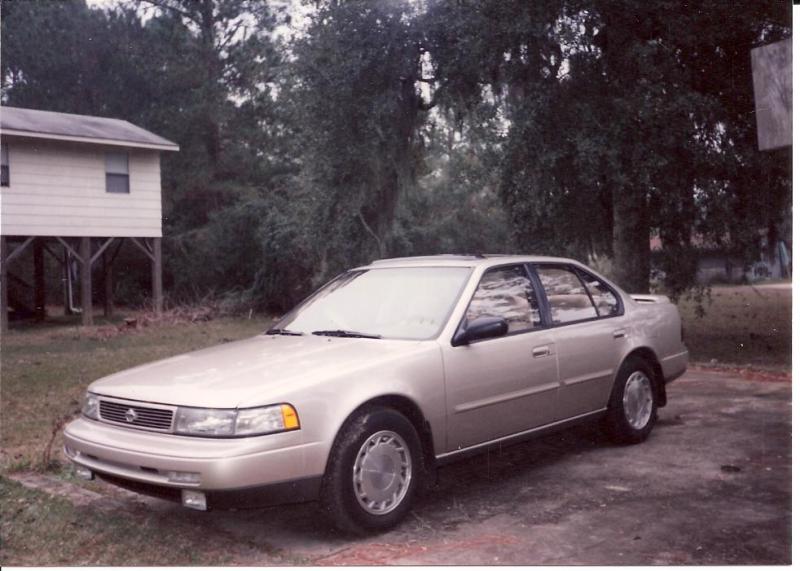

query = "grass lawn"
[[677, 283, 791, 369], [0, 475, 236, 566]]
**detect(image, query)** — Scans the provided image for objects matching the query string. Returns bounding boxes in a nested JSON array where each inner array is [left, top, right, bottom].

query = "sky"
[[86, 0, 119, 7], [83, 0, 313, 41]]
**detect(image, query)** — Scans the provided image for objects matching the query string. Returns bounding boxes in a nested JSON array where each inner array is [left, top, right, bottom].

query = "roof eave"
[[0, 128, 180, 152]]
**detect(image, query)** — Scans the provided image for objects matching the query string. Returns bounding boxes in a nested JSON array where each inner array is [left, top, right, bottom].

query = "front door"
[[441, 264, 559, 451]]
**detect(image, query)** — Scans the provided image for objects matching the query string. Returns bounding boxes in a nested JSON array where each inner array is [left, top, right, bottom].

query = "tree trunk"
[[200, 0, 221, 171], [599, 2, 652, 294], [360, 71, 420, 257], [612, 183, 651, 293]]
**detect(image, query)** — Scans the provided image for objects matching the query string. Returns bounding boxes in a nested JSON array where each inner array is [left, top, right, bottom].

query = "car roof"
[[357, 254, 583, 270]]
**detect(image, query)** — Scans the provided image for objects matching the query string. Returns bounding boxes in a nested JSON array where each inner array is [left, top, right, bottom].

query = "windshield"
[[275, 267, 472, 340]]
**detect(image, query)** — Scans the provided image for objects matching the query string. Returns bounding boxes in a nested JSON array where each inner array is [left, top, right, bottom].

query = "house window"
[[1, 143, 9, 187], [105, 152, 129, 193]]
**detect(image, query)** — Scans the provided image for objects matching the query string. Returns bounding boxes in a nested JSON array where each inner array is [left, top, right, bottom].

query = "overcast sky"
[[83, 0, 312, 42]]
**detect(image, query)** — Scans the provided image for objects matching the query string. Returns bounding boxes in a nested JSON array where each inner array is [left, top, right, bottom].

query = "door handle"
[[613, 329, 627, 339], [532, 346, 550, 358]]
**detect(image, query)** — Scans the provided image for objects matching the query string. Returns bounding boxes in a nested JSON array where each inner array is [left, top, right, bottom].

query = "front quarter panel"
[[251, 340, 447, 476]]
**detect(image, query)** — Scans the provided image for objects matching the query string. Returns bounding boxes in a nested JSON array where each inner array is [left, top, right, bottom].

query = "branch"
[[218, 19, 245, 49], [357, 211, 384, 254], [141, 0, 201, 25], [418, 86, 441, 111]]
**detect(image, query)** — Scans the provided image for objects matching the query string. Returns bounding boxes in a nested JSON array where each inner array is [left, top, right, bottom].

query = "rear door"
[[531, 264, 626, 419], [441, 264, 559, 450]]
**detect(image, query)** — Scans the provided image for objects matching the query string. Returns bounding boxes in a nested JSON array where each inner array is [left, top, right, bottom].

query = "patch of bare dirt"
[[313, 534, 520, 565], [8, 472, 131, 512], [688, 364, 790, 383]]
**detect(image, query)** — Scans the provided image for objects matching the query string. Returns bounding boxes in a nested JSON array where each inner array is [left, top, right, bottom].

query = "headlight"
[[175, 404, 299, 437], [175, 408, 237, 436], [82, 392, 99, 420]]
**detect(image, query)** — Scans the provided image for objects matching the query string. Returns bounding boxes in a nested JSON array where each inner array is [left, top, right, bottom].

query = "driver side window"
[[464, 265, 541, 334]]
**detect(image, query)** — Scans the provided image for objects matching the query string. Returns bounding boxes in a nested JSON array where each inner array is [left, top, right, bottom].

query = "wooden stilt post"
[[34, 238, 45, 321], [1, 236, 8, 333], [63, 244, 71, 315], [103, 249, 113, 318], [152, 237, 163, 314], [80, 237, 93, 326]]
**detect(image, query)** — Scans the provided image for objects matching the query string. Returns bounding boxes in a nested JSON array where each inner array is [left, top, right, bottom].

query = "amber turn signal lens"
[[281, 404, 300, 429]]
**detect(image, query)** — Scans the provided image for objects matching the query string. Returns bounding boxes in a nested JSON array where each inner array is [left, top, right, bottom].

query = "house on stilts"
[[0, 106, 179, 331]]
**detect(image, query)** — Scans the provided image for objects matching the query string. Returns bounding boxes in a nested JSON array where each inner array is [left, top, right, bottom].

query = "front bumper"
[[63, 417, 326, 507], [95, 472, 322, 510]]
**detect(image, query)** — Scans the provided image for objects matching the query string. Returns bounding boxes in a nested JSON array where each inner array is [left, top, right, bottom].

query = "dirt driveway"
[[13, 368, 791, 565]]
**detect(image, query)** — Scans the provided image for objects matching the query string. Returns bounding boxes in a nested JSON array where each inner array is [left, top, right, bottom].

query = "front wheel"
[[604, 356, 658, 444], [320, 406, 423, 534]]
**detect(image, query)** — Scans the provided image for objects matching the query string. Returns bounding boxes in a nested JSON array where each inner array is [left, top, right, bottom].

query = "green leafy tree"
[[1, 0, 789, 309], [392, 102, 513, 257], [424, 0, 790, 294], [288, 0, 436, 276]]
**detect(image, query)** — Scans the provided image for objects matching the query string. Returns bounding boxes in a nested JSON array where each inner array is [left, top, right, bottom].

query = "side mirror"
[[452, 316, 509, 347]]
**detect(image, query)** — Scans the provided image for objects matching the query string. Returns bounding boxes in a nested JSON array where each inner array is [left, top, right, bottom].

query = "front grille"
[[99, 399, 174, 431]]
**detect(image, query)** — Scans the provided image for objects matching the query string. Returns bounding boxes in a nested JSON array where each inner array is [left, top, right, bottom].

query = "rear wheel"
[[320, 406, 422, 534], [604, 356, 657, 444]]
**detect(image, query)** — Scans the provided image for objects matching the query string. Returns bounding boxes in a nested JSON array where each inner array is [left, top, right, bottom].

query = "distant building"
[[0, 106, 179, 330], [650, 232, 791, 285]]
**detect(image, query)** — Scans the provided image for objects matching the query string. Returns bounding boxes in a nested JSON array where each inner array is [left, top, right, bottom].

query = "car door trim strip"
[[436, 408, 607, 462], [453, 380, 561, 414], [560, 369, 614, 387]]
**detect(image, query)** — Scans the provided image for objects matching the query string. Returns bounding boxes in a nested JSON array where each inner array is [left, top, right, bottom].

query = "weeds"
[[40, 413, 74, 473]]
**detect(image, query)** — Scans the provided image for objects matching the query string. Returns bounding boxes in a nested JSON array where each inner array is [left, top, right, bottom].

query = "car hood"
[[89, 334, 433, 408]]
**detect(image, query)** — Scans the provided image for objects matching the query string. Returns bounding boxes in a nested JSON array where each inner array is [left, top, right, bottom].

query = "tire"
[[604, 356, 658, 444], [320, 406, 423, 534]]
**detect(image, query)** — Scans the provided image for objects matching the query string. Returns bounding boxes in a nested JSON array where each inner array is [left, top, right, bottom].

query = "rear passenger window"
[[576, 269, 620, 317], [465, 265, 541, 334], [537, 267, 598, 324]]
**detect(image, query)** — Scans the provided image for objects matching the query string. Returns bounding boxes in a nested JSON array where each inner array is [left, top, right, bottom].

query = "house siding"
[[0, 137, 162, 237]]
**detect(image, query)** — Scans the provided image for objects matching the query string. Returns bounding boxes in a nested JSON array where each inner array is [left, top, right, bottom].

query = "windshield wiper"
[[311, 329, 382, 339], [265, 328, 304, 336]]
